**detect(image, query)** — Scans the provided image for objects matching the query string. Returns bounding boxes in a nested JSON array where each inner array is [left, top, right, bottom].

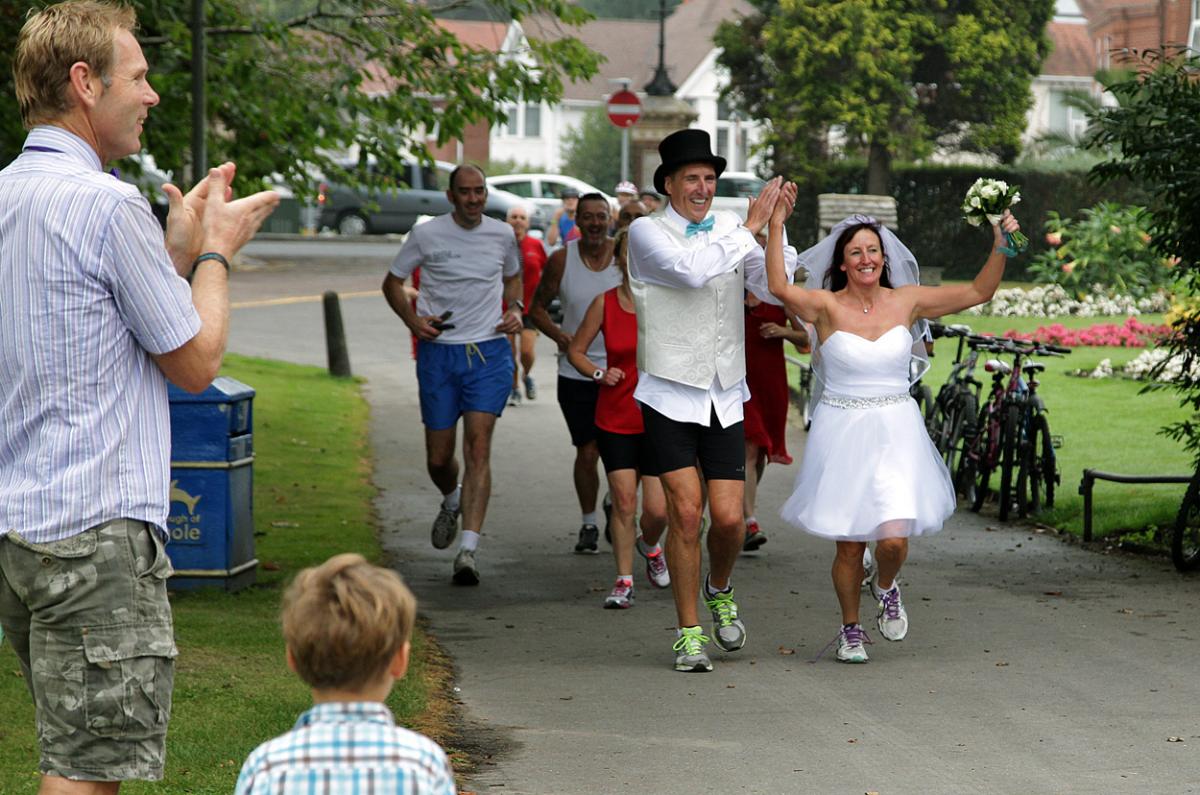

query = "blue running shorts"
[[417, 337, 514, 430]]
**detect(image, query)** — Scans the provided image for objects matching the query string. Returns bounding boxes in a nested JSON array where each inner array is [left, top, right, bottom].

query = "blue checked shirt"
[[0, 127, 200, 543], [235, 702, 457, 795]]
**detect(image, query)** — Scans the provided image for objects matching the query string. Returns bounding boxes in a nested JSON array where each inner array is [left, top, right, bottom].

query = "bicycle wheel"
[[998, 403, 1021, 521], [914, 383, 934, 423], [1172, 475, 1200, 572], [945, 391, 978, 480], [797, 366, 814, 430], [926, 390, 950, 455], [970, 409, 998, 513], [1023, 413, 1054, 514]]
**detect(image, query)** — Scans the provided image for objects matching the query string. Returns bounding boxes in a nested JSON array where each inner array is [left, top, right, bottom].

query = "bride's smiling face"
[[840, 228, 885, 286]]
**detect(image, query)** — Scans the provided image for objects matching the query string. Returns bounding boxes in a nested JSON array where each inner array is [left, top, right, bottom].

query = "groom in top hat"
[[627, 128, 798, 672]]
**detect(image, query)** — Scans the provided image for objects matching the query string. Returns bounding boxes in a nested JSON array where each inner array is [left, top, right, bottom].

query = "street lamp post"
[[191, 0, 206, 185], [644, 0, 676, 97]]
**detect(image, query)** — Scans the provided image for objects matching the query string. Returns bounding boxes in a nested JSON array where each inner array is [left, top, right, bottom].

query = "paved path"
[[228, 257, 1199, 795]]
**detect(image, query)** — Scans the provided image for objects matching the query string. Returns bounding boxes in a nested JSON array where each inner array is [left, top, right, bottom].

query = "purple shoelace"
[[879, 587, 902, 620], [811, 624, 873, 663]]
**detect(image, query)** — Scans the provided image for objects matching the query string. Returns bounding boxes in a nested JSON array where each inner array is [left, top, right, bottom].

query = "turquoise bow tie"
[[685, 216, 714, 237]]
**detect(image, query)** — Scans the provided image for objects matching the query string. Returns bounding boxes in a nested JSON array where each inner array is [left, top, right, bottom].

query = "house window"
[[1047, 88, 1087, 139], [716, 128, 729, 160], [499, 104, 517, 137], [524, 103, 541, 138], [717, 98, 733, 121]]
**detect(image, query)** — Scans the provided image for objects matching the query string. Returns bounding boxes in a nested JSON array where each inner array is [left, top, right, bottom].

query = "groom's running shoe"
[[704, 584, 746, 652], [673, 626, 713, 672]]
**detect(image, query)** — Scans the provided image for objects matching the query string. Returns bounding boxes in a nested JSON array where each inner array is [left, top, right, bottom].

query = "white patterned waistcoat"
[[630, 213, 746, 390]]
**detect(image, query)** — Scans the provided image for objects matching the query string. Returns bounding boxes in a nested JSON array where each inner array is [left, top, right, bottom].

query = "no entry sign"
[[606, 90, 641, 128]]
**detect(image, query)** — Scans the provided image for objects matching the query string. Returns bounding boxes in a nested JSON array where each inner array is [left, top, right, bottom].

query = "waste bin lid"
[[167, 376, 255, 403]]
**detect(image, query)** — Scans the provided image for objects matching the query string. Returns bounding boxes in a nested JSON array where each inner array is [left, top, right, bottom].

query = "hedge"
[[786, 162, 1149, 280]]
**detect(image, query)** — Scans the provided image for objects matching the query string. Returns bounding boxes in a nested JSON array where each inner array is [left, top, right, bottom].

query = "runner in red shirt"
[[506, 205, 546, 403], [567, 227, 669, 608]]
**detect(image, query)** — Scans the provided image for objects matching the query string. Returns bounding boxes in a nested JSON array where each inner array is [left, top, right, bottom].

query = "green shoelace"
[[705, 591, 739, 627], [673, 627, 710, 655]]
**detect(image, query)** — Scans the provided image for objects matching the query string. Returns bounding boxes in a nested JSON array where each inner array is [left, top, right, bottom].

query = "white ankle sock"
[[460, 530, 480, 551], [637, 536, 661, 556], [581, 511, 598, 526], [442, 485, 461, 512]]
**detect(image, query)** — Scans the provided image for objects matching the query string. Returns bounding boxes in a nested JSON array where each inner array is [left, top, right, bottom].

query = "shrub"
[[1026, 202, 1174, 298]]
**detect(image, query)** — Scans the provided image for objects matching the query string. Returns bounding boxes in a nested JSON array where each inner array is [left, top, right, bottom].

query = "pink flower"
[[1062, 262, 1075, 274], [1046, 232, 1063, 245], [1110, 225, 1122, 234]]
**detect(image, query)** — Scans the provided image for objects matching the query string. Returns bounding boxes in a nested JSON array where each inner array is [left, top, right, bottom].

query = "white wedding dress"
[[780, 325, 955, 541]]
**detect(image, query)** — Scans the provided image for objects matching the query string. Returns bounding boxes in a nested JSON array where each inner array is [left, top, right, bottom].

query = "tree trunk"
[[867, 139, 890, 196]]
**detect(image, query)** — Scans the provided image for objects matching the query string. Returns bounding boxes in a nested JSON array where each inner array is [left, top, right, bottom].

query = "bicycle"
[[1171, 469, 1200, 572], [1010, 347, 1068, 518], [924, 323, 990, 479], [957, 338, 1069, 520]]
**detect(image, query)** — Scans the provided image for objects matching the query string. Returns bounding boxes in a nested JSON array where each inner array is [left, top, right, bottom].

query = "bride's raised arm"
[[767, 182, 829, 324], [906, 211, 1020, 321]]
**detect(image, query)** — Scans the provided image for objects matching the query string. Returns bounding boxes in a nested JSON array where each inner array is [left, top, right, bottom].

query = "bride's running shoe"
[[872, 581, 909, 641]]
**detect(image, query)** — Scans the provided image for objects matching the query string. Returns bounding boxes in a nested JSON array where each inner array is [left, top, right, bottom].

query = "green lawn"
[[789, 312, 1192, 543], [0, 355, 442, 793]]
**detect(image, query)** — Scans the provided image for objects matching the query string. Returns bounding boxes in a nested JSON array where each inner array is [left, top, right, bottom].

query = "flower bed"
[[1004, 317, 1170, 348], [1081, 348, 1200, 382], [965, 284, 1171, 318]]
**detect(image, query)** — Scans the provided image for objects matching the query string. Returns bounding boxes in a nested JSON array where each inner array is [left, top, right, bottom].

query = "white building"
[[489, 0, 761, 179]]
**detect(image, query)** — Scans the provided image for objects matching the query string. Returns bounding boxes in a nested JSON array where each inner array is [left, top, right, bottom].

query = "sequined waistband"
[[820, 392, 911, 409]]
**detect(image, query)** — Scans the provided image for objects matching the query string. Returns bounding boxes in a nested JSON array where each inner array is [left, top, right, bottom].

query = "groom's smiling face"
[[664, 163, 716, 223]]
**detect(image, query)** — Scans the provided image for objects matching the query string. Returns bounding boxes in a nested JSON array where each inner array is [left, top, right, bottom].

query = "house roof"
[[360, 18, 509, 95], [1044, 20, 1096, 76], [436, 18, 509, 52], [521, 0, 754, 103]]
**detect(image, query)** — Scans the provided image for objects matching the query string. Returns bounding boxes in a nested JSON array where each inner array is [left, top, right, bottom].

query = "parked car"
[[317, 160, 546, 235], [486, 173, 614, 216], [711, 171, 766, 220]]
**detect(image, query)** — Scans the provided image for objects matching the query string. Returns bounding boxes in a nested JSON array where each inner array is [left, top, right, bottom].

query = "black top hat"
[[653, 129, 727, 195]]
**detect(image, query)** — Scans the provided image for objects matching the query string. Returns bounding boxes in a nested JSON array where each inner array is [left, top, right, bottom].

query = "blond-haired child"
[[235, 554, 455, 794]]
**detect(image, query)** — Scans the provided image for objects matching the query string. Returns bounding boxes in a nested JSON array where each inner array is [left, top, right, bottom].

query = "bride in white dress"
[[764, 182, 1021, 663]]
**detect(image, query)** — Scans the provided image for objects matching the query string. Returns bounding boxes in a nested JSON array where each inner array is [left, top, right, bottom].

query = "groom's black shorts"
[[640, 404, 745, 481]]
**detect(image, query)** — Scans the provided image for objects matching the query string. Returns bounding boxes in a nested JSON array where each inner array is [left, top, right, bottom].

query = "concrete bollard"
[[322, 291, 352, 378]]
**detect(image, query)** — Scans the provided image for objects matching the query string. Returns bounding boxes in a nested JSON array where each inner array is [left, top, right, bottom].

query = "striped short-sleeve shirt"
[[0, 126, 200, 543], [234, 702, 457, 795]]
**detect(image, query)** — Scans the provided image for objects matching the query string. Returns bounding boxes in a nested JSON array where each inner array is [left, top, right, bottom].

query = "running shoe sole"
[[674, 654, 713, 673], [431, 506, 460, 550], [743, 531, 767, 551]]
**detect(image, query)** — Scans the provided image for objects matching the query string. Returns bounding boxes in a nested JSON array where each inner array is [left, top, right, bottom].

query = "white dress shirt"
[[628, 203, 797, 428]]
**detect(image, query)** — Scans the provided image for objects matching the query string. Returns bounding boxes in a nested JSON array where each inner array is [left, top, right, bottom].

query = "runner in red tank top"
[[567, 227, 670, 608]]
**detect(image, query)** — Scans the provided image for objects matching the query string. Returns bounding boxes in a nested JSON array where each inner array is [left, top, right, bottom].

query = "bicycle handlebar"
[[967, 336, 1072, 357]]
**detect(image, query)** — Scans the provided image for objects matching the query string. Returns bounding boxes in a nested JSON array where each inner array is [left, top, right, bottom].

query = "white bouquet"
[[961, 177, 1028, 255]]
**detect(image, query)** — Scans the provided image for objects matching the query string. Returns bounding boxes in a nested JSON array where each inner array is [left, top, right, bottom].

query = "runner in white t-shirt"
[[382, 165, 522, 586]]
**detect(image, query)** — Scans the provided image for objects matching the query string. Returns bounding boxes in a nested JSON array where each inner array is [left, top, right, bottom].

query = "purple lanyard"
[[23, 145, 120, 178]]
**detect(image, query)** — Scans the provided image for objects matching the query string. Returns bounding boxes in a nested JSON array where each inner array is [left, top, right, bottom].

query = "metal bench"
[[1078, 469, 1191, 542]]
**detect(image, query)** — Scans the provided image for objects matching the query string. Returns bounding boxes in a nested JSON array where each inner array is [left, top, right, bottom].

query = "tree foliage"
[[1089, 52, 1200, 463], [715, 0, 1054, 191], [560, 105, 621, 192], [0, 1, 600, 197]]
